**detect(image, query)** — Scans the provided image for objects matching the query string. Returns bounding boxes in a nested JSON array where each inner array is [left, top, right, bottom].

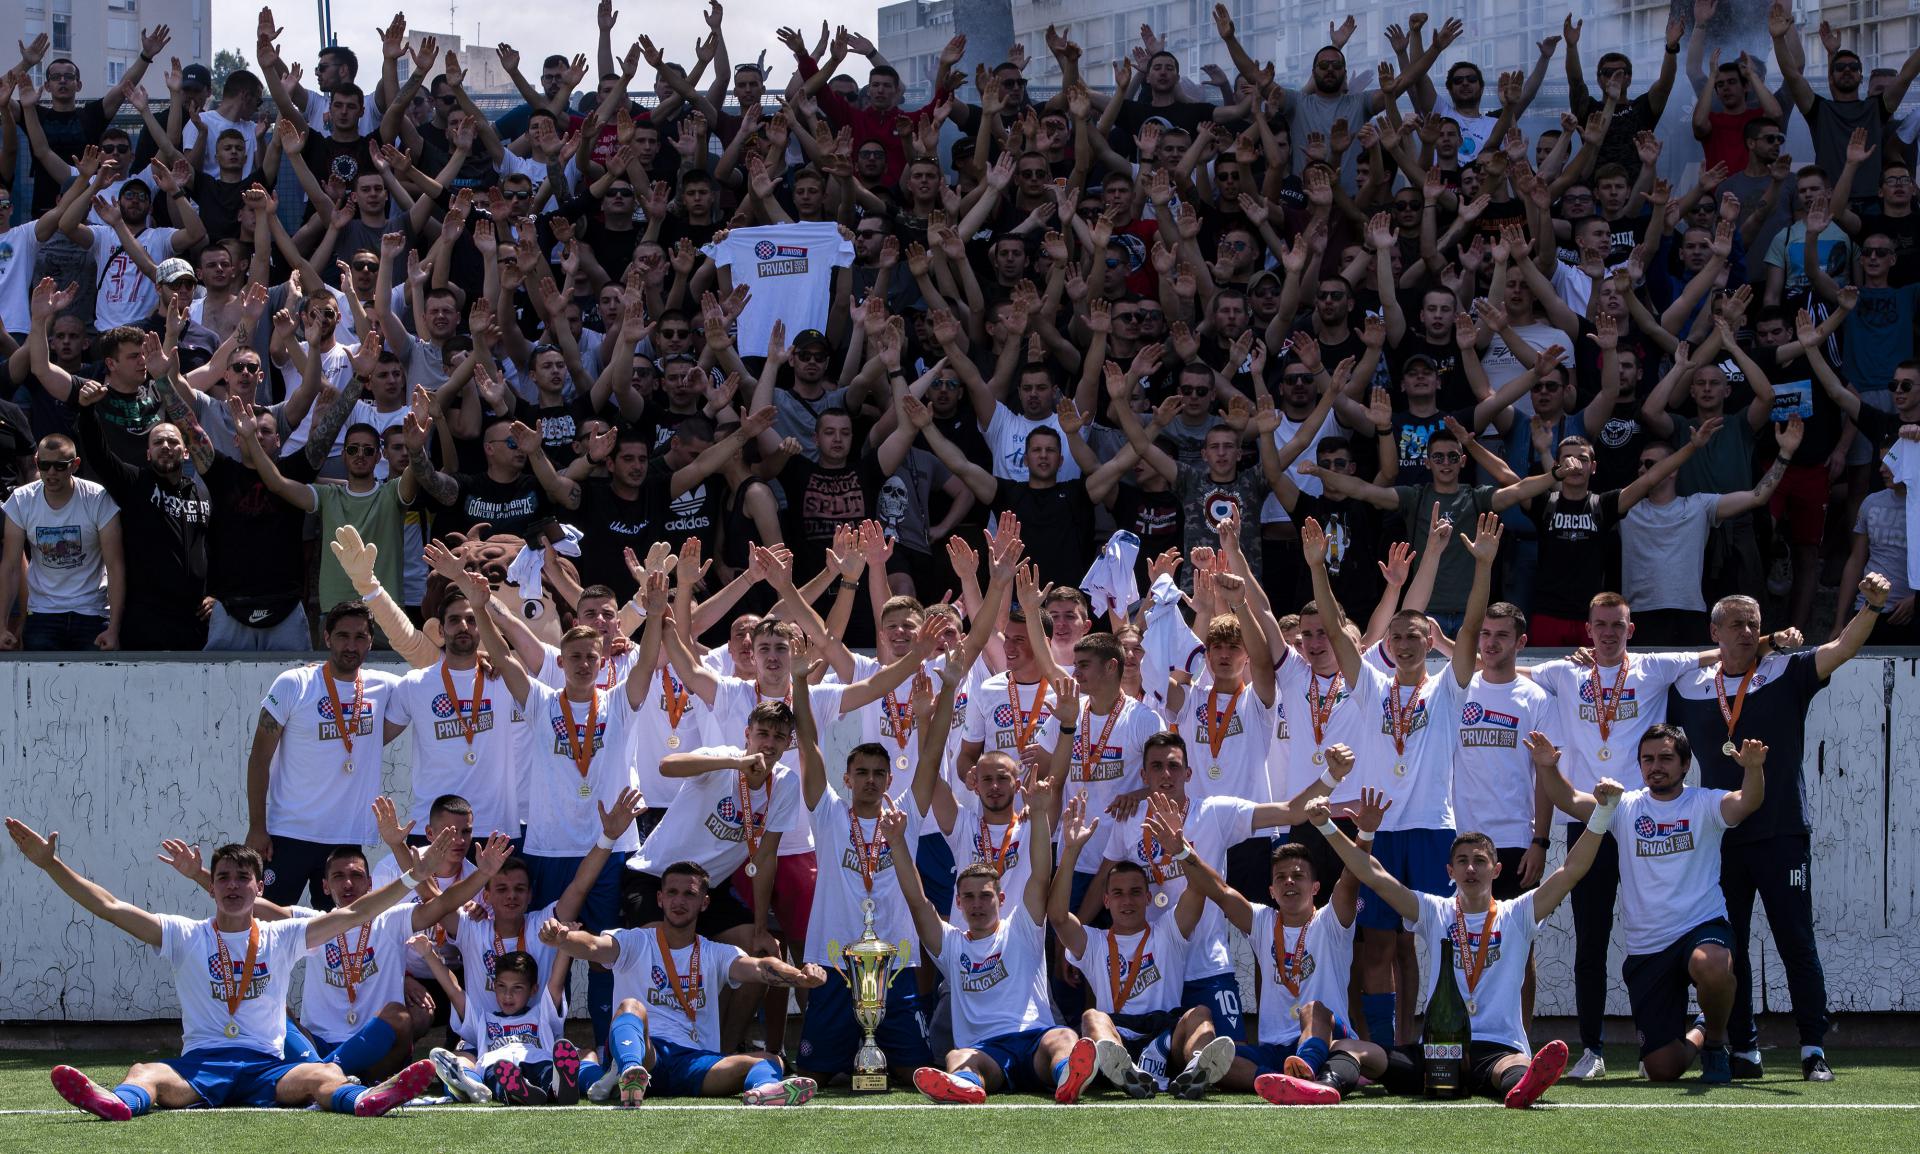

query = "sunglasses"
[[929, 377, 962, 389], [658, 328, 692, 339], [1862, 247, 1895, 257], [342, 444, 380, 457], [606, 187, 635, 197], [1429, 451, 1463, 463], [1136, 310, 1163, 322], [1757, 133, 1786, 143], [1637, 458, 1660, 470], [36, 458, 77, 472], [1282, 373, 1315, 385], [1112, 313, 1141, 324], [230, 362, 263, 374], [351, 262, 379, 272], [1316, 291, 1348, 301], [792, 348, 830, 362], [1892, 380, 1918, 393], [1832, 62, 1862, 72], [502, 190, 532, 201]]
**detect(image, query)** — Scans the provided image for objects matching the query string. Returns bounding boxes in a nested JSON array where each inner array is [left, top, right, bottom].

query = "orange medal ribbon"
[[975, 811, 1020, 875], [1076, 704, 1122, 783], [1453, 898, 1498, 1003], [1006, 679, 1044, 748], [441, 660, 484, 752], [335, 922, 372, 1005], [1107, 926, 1152, 1014], [661, 668, 691, 730], [654, 925, 702, 1021], [736, 771, 770, 859], [1275, 913, 1312, 997], [215, 919, 262, 1022], [1307, 671, 1343, 747], [1589, 655, 1630, 745], [1204, 684, 1241, 761], [1714, 664, 1756, 744], [323, 667, 365, 765], [847, 810, 885, 892], [561, 689, 599, 785]]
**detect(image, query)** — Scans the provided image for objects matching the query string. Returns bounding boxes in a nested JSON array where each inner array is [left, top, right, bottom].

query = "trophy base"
[[849, 1072, 891, 1094]]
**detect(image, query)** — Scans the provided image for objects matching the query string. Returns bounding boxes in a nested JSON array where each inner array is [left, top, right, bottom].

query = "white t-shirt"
[[608, 927, 744, 1051], [1066, 917, 1191, 1018], [961, 672, 1056, 760], [803, 790, 923, 967], [1529, 652, 1698, 795], [627, 754, 804, 878], [88, 224, 180, 329], [455, 988, 566, 1065], [628, 664, 715, 807], [261, 664, 402, 844], [706, 223, 855, 357], [1037, 695, 1163, 828], [156, 913, 313, 1056], [1349, 664, 1463, 831], [184, 108, 260, 176], [1099, 794, 1256, 979], [1454, 674, 1555, 848], [1885, 441, 1920, 583], [828, 652, 974, 802], [1622, 494, 1722, 613], [536, 640, 641, 693], [941, 793, 1037, 918], [0, 220, 42, 333], [1614, 787, 1734, 955], [936, 907, 1051, 1049], [385, 660, 521, 837], [1259, 409, 1341, 524], [1250, 903, 1356, 1046], [518, 682, 639, 857], [289, 903, 412, 1043], [2, 479, 119, 616], [1173, 676, 1279, 804], [1275, 651, 1372, 807], [1407, 889, 1542, 1055], [983, 403, 1081, 482], [1430, 95, 1501, 162], [302, 89, 383, 138], [453, 900, 560, 1018], [370, 852, 472, 979]]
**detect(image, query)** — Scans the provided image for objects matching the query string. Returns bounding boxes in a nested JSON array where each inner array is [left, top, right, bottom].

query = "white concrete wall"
[[2, 654, 1916, 1021]]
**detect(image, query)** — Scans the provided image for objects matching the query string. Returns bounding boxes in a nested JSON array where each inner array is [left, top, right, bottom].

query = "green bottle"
[[1423, 942, 1471, 1098]]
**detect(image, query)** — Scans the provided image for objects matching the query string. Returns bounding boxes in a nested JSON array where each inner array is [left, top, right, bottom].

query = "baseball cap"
[[155, 257, 198, 285], [1402, 353, 1440, 373], [792, 328, 831, 350], [180, 63, 213, 91]]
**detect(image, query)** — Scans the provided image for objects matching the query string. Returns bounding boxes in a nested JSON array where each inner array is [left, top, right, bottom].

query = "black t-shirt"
[[304, 131, 378, 191], [573, 476, 662, 600], [1389, 334, 1474, 413], [1290, 490, 1397, 616], [991, 478, 1097, 589], [1387, 405, 1477, 487], [74, 405, 209, 617], [515, 395, 601, 469], [1110, 480, 1182, 586], [1856, 211, 1920, 283], [201, 451, 320, 603], [189, 172, 260, 246], [1526, 489, 1622, 618], [1106, 98, 1216, 157], [28, 101, 112, 213], [430, 471, 550, 543], [1762, 347, 1845, 463], [1666, 649, 1826, 846], [778, 455, 881, 578]]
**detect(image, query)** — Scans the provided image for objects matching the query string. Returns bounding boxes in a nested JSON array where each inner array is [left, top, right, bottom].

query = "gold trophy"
[[828, 897, 913, 1093]]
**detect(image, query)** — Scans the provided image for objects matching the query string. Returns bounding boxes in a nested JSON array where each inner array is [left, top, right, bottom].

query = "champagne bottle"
[[1423, 942, 1471, 1098]]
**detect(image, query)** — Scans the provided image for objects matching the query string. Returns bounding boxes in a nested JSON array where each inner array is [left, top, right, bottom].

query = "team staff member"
[[1664, 576, 1891, 1082]]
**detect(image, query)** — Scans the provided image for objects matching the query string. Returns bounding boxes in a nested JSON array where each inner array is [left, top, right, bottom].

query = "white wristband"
[[1586, 799, 1618, 837], [1318, 767, 1339, 788], [1314, 819, 1339, 838], [595, 832, 618, 851], [398, 869, 419, 889], [363, 584, 387, 603]]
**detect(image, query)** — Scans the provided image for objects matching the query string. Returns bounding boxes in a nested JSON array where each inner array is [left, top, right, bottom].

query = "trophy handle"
[[897, 939, 914, 968], [827, 938, 850, 987]]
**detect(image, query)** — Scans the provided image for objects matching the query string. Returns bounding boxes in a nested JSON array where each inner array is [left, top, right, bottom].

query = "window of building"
[[51, 15, 71, 52]]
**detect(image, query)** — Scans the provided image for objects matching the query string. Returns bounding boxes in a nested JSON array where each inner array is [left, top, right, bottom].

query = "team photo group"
[[1, 0, 1915, 1122]]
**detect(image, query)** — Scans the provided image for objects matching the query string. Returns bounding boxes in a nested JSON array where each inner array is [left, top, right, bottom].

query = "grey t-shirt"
[[1, 477, 119, 616], [1283, 90, 1374, 183], [1671, 411, 1756, 499], [1720, 171, 1791, 283], [1175, 462, 1268, 578], [875, 446, 951, 557], [1392, 483, 1496, 615], [1622, 492, 1719, 612]]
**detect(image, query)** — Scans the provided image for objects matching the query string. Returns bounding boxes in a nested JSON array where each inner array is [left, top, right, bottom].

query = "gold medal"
[[224, 1020, 240, 1038], [745, 862, 759, 878], [1466, 999, 1477, 1016], [343, 760, 354, 774], [346, 1009, 358, 1026], [666, 734, 681, 750], [1153, 892, 1169, 908], [1207, 764, 1222, 780], [897, 754, 910, 769], [1394, 762, 1407, 777], [1290, 1004, 1302, 1020], [1721, 741, 1737, 757], [464, 750, 477, 765], [1597, 747, 1611, 762], [579, 784, 593, 798], [1311, 750, 1326, 766]]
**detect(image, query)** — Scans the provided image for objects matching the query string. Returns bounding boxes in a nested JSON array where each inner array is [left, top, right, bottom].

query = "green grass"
[[0, 1046, 1915, 1154]]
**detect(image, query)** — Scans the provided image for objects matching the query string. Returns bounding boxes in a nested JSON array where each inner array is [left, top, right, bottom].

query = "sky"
[[210, 0, 847, 77]]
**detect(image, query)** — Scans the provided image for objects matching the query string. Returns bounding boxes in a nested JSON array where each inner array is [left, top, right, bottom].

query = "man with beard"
[[68, 380, 210, 648], [1773, 5, 1919, 195], [244, 601, 406, 905], [411, 413, 551, 544]]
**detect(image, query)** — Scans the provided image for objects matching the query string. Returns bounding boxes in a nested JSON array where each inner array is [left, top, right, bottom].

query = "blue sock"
[[610, 1012, 649, 1073], [1051, 1058, 1069, 1085], [580, 1059, 605, 1088], [324, 1018, 396, 1078], [329, 1085, 364, 1113], [1362, 993, 1396, 1046], [111, 1084, 152, 1117], [588, 967, 614, 1056], [1297, 1037, 1331, 1075], [744, 1059, 782, 1090], [954, 1069, 984, 1088]]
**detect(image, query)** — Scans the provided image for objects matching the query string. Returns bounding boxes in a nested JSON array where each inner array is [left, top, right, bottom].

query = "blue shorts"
[[1235, 1017, 1354, 1075], [161, 1046, 308, 1108], [796, 968, 931, 1076], [1180, 972, 1244, 1041], [282, 1017, 322, 1063], [1357, 827, 1456, 930], [524, 852, 623, 933], [650, 1038, 726, 1097], [972, 1026, 1057, 1093], [916, 832, 957, 919]]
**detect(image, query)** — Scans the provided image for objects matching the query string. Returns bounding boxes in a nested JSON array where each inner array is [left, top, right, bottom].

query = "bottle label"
[[1423, 1043, 1464, 1060]]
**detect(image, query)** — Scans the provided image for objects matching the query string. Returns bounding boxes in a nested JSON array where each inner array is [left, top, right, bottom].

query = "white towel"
[[1141, 572, 1200, 709], [1081, 531, 1141, 619], [503, 523, 584, 605]]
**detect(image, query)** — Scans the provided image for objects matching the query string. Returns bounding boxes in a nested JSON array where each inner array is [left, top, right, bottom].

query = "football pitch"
[[0, 1046, 1914, 1154]]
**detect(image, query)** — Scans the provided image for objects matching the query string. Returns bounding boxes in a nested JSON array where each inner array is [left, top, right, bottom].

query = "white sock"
[[1736, 1049, 1761, 1063]]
